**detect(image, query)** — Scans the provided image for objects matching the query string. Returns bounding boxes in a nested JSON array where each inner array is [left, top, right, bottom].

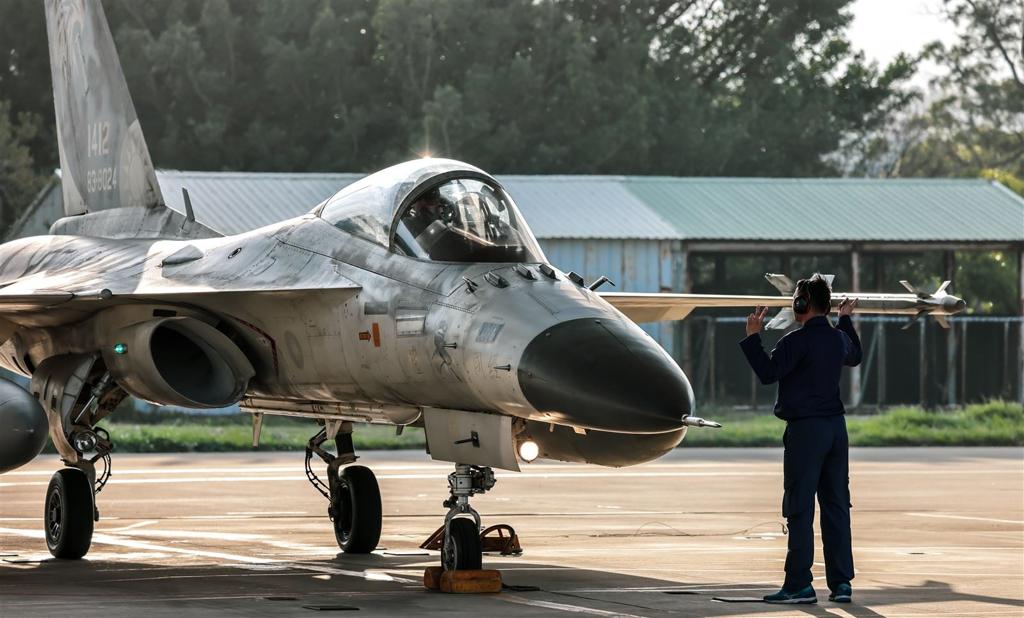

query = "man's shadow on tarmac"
[[5, 551, 1021, 617]]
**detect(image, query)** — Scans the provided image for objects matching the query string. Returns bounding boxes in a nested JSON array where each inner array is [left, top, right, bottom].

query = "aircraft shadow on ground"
[[3, 550, 1022, 617]]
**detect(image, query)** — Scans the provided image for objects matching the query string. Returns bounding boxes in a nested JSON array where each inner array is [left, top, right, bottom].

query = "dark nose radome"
[[517, 318, 693, 434]]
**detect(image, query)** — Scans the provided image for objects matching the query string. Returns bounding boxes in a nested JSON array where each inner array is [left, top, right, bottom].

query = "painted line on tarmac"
[[104, 520, 159, 532], [0, 526, 272, 564], [499, 594, 647, 617], [3, 468, 1020, 488], [4, 462, 749, 478], [905, 512, 1024, 525], [0, 527, 414, 583]]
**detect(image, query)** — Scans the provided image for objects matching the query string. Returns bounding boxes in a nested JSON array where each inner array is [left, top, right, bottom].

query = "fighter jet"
[[0, 0, 966, 570]]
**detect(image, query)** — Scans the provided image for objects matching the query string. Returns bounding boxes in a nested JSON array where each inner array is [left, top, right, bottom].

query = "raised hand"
[[838, 297, 858, 317], [746, 305, 769, 336]]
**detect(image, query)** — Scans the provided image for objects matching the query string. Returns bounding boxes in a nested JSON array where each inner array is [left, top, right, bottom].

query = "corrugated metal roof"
[[158, 171, 363, 235], [154, 170, 1023, 242], [626, 177, 1024, 242], [498, 176, 677, 240]]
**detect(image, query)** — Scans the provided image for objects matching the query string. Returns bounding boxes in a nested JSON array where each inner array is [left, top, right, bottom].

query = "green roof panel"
[[626, 177, 1024, 243]]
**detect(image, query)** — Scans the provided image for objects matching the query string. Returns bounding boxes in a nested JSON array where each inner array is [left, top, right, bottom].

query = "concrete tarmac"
[[1, 447, 1021, 617]]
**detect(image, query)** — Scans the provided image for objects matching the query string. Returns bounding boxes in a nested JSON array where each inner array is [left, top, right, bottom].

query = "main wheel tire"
[[44, 468, 94, 559], [332, 465, 381, 553], [442, 517, 482, 571]]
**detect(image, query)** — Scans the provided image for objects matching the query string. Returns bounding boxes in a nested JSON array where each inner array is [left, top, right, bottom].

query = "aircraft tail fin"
[[45, 0, 162, 216], [43, 0, 215, 239]]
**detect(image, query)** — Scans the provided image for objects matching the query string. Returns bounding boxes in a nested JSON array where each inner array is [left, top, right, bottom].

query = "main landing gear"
[[305, 423, 382, 553], [35, 359, 123, 560], [44, 436, 112, 559]]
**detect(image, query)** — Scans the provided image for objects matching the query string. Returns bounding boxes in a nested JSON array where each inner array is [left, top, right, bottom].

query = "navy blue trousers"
[[782, 415, 855, 591]]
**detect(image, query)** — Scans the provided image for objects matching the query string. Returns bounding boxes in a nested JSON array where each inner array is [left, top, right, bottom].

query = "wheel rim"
[[442, 530, 456, 571], [334, 479, 353, 546], [46, 488, 62, 544]]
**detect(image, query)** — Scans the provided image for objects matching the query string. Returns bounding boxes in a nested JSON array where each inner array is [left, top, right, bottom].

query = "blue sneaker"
[[829, 583, 852, 603], [763, 585, 817, 604]]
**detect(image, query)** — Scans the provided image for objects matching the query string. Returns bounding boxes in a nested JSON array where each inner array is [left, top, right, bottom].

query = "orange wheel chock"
[[480, 524, 523, 556], [423, 566, 444, 590], [420, 523, 523, 556], [439, 569, 503, 594]]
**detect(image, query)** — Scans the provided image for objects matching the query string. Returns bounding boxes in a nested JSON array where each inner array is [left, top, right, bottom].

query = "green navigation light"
[[114, 343, 127, 355]]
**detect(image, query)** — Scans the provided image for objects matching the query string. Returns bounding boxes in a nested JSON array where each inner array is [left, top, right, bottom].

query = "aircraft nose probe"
[[682, 416, 722, 428]]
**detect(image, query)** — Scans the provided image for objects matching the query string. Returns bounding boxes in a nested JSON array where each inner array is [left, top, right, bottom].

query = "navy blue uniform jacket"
[[739, 315, 862, 421]]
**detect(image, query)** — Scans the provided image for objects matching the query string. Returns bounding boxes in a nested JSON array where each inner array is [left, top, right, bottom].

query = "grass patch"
[[686, 400, 1024, 447], [44, 401, 1022, 453]]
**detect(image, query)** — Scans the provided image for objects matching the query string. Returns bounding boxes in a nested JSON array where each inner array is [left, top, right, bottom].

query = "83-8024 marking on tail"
[[86, 166, 116, 193]]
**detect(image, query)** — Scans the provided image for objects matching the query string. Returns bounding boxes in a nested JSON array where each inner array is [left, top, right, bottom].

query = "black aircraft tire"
[[44, 468, 94, 559], [442, 518, 482, 571], [332, 465, 382, 554]]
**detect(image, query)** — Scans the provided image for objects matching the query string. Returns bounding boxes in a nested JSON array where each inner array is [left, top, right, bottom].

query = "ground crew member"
[[739, 274, 861, 605]]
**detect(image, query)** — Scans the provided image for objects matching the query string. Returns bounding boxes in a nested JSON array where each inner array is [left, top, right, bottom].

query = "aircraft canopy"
[[318, 158, 544, 263]]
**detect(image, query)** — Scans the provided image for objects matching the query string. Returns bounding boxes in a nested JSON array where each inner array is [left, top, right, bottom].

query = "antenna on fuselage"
[[179, 188, 197, 233], [182, 188, 196, 223]]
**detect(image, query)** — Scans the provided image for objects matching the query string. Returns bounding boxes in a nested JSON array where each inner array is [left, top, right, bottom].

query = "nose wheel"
[[420, 463, 500, 571], [442, 517, 482, 571]]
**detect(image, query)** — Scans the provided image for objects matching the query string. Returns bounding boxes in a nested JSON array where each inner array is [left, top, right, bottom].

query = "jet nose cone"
[[517, 318, 693, 434]]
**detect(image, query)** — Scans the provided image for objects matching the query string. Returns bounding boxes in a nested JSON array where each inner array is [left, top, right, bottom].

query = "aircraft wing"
[[0, 273, 361, 314]]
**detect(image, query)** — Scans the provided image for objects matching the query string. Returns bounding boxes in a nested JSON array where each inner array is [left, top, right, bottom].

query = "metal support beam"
[[946, 325, 958, 406], [946, 251, 957, 406], [960, 319, 968, 405], [849, 248, 862, 408], [674, 247, 692, 377], [874, 254, 886, 406], [683, 241, 1018, 254], [919, 319, 928, 408], [708, 318, 717, 404], [877, 321, 887, 406]]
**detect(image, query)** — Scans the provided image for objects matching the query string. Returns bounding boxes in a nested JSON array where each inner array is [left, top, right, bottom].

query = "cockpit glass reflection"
[[392, 178, 543, 263]]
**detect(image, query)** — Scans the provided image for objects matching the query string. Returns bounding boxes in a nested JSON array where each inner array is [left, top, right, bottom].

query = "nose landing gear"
[[420, 463, 520, 571], [441, 464, 493, 570]]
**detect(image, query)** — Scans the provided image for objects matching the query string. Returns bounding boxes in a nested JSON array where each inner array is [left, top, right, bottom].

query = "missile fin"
[[899, 280, 930, 299], [936, 280, 951, 295], [766, 308, 795, 330], [765, 273, 796, 295], [933, 314, 951, 329], [902, 309, 928, 330]]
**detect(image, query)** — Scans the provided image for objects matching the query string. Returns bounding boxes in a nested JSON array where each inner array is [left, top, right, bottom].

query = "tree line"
[[0, 0, 1020, 312]]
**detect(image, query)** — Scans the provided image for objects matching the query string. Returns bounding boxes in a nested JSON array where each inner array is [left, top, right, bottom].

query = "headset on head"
[[793, 280, 811, 315], [793, 277, 830, 316]]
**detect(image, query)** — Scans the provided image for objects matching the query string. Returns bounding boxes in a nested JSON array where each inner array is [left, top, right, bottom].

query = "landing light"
[[518, 439, 539, 463]]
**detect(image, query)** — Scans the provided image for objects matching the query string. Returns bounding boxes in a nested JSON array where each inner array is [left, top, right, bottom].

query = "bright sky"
[[848, 0, 958, 85]]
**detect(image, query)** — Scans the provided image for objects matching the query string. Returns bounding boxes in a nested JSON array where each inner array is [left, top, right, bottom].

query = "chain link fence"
[[683, 316, 1023, 409]]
